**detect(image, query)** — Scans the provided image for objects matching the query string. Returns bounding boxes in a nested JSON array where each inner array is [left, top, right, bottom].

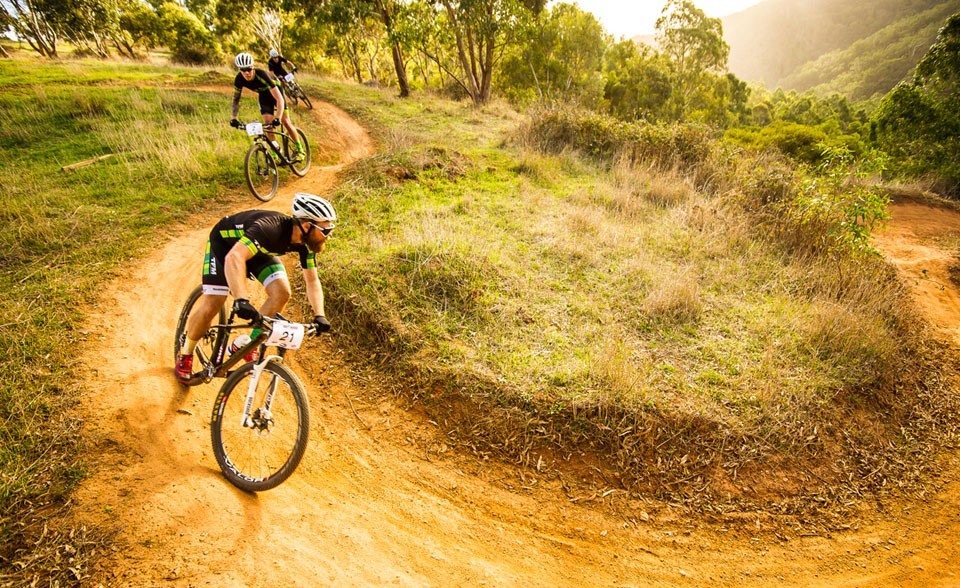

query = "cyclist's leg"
[[184, 293, 228, 345], [184, 235, 231, 347], [259, 93, 278, 145], [280, 112, 299, 148], [250, 257, 291, 317]]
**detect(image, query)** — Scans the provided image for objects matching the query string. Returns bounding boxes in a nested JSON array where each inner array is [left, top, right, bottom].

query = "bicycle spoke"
[[211, 362, 309, 491]]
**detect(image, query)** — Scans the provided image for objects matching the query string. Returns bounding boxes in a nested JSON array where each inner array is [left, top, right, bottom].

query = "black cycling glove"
[[313, 315, 331, 334], [230, 119, 242, 128], [233, 298, 261, 322]]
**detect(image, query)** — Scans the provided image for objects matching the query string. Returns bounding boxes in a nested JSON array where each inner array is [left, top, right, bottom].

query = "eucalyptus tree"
[[654, 0, 728, 120], [425, 0, 545, 105], [499, 2, 608, 107], [297, 0, 410, 95], [874, 12, 960, 194], [602, 39, 672, 121], [2, 0, 60, 56]]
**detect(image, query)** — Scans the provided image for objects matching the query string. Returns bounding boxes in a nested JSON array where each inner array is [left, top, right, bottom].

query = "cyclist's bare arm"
[[302, 267, 325, 317], [225, 242, 256, 300], [231, 88, 242, 119]]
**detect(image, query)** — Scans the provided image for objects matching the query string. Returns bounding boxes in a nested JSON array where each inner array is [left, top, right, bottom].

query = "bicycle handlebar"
[[228, 313, 319, 338]]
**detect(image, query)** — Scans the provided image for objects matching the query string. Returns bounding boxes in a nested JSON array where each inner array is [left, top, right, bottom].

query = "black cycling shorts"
[[201, 229, 287, 296]]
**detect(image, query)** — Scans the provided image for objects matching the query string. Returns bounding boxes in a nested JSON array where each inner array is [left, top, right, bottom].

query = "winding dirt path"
[[73, 105, 960, 587]]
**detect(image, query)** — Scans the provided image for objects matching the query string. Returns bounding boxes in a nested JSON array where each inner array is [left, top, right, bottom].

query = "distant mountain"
[[722, 0, 960, 98]]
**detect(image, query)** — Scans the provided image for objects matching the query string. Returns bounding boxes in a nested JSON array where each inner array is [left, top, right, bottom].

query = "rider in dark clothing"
[[229, 52, 304, 161], [174, 194, 337, 384]]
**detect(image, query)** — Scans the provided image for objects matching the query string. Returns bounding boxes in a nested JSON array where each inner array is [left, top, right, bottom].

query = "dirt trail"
[[74, 104, 960, 587]]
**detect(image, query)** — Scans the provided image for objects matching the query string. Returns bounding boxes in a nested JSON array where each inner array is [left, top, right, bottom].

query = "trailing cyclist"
[[229, 52, 305, 162], [175, 193, 336, 384], [267, 49, 298, 91]]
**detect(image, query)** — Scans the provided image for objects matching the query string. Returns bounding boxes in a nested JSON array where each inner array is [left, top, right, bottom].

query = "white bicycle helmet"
[[235, 52, 254, 69], [292, 193, 337, 222], [269, 49, 280, 58]]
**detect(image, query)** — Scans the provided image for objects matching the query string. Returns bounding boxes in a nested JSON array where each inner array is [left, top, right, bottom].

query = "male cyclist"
[[266, 49, 298, 91], [175, 193, 336, 384], [229, 52, 305, 162]]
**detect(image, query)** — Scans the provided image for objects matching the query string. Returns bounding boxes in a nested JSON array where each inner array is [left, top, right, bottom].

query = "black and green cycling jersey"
[[232, 68, 283, 116], [202, 210, 316, 295]]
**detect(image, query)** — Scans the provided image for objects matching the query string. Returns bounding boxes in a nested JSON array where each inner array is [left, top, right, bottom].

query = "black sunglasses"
[[240, 67, 253, 72], [316, 224, 335, 237]]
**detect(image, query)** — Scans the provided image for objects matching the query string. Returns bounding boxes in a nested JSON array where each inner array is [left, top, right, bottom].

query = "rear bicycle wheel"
[[244, 143, 278, 201], [210, 360, 310, 491], [174, 285, 227, 383], [297, 85, 313, 110], [289, 129, 311, 177]]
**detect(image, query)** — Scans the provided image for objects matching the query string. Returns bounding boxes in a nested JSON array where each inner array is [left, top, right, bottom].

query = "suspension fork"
[[240, 349, 287, 428]]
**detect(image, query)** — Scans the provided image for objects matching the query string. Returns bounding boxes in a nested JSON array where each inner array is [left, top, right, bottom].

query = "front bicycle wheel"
[[285, 85, 298, 107], [211, 360, 310, 492], [174, 285, 226, 384], [289, 129, 311, 177], [244, 143, 279, 202]]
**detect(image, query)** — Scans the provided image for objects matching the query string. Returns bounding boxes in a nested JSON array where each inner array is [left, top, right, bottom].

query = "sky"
[[558, 0, 766, 39]]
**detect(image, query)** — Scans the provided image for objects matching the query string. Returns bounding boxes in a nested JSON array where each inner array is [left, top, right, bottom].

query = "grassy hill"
[[723, 0, 960, 95], [2, 50, 960, 583]]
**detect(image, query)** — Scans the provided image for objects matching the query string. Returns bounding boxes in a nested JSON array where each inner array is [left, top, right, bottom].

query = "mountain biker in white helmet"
[[267, 49, 298, 90], [230, 52, 305, 162], [175, 193, 336, 384]]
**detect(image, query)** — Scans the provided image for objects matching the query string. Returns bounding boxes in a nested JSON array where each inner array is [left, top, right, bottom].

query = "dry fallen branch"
[[61, 154, 114, 171]]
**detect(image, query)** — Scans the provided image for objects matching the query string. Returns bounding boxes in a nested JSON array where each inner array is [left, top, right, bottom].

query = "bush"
[[158, 2, 221, 65]]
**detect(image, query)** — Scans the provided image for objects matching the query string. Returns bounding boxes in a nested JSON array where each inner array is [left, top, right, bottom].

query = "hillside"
[[723, 0, 960, 95]]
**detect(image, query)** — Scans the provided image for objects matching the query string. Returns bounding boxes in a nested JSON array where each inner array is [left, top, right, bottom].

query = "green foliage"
[[655, 0, 729, 120], [725, 120, 866, 165], [601, 40, 673, 121], [498, 2, 608, 107], [158, 1, 222, 64], [872, 12, 960, 194], [520, 105, 715, 171], [787, 146, 890, 256]]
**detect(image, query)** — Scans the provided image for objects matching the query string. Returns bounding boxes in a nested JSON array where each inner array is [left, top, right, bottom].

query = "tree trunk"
[[373, 0, 410, 98], [441, 0, 482, 105]]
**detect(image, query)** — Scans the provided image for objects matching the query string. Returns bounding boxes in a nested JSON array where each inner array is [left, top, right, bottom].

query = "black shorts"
[[201, 228, 287, 296], [258, 91, 278, 116]]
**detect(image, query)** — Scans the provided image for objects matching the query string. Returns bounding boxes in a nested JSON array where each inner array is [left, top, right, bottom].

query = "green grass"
[[304, 83, 958, 512], [0, 54, 327, 585], [2, 54, 959, 584]]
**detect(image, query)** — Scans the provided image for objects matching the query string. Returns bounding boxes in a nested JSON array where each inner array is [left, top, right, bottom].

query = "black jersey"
[[233, 68, 280, 97], [268, 56, 292, 77], [215, 210, 315, 270]]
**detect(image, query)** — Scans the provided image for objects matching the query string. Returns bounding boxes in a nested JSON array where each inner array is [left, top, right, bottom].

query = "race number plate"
[[245, 122, 264, 136], [266, 320, 305, 350]]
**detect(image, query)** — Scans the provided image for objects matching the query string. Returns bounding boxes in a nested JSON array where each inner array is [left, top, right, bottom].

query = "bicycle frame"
[[244, 123, 296, 166]]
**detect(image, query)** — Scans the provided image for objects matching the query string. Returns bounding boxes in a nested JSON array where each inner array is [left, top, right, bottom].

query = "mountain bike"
[[234, 120, 311, 202], [283, 72, 313, 110], [174, 285, 317, 491]]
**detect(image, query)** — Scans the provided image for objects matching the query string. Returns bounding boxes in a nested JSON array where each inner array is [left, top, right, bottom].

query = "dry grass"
[[321, 106, 960, 517]]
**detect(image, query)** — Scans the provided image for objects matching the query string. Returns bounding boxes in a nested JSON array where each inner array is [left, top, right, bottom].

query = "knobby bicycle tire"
[[286, 85, 298, 107], [289, 129, 311, 177], [210, 360, 310, 492], [244, 143, 279, 201], [297, 86, 313, 110], [174, 285, 226, 384]]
